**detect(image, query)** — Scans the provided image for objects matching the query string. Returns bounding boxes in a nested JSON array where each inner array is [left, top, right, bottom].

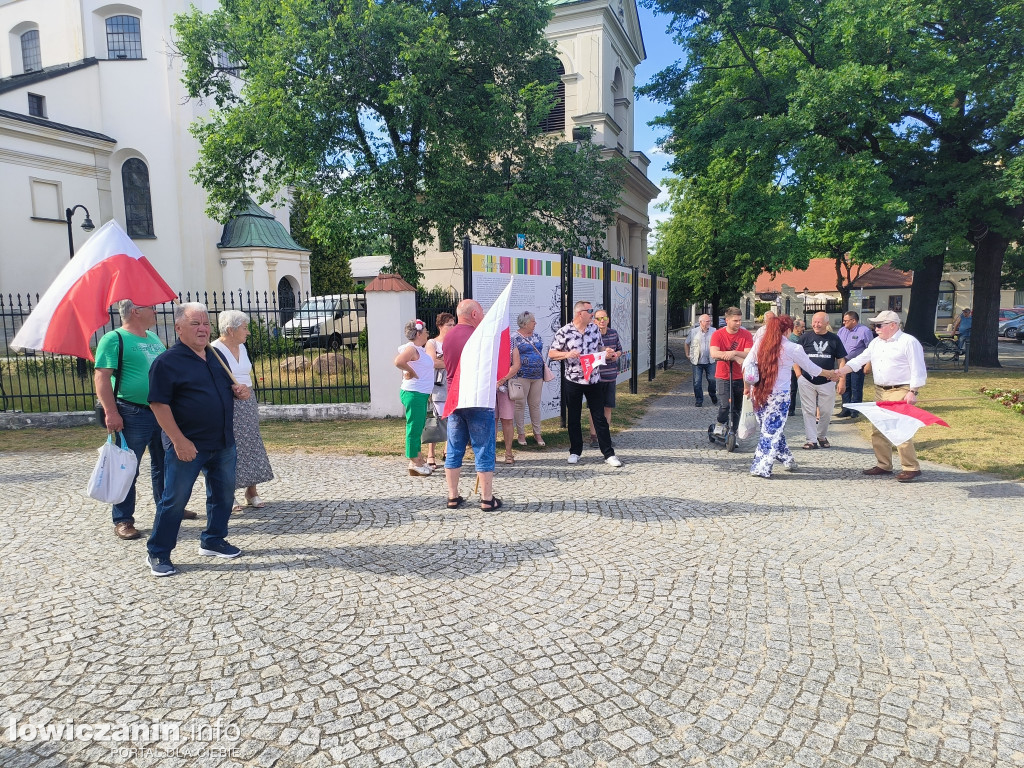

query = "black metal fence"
[[0, 291, 369, 413]]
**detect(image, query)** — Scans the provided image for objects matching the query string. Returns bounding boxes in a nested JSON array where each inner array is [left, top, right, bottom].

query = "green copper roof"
[[218, 199, 306, 251]]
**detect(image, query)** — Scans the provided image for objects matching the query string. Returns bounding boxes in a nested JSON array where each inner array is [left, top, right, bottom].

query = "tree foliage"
[[642, 0, 1024, 363], [174, 0, 624, 286]]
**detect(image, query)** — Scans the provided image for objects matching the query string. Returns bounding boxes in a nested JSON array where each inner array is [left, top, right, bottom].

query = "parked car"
[[1015, 324, 1024, 343], [999, 308, 1022, 323], [999, 313, 1024, 339], [281, 294, 367, 350]]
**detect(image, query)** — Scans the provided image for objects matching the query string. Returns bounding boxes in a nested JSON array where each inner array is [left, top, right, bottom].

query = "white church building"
[[1, 0, 656, 301]]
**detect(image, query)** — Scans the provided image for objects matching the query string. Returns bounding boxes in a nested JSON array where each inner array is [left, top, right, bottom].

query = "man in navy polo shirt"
[[145, 302, 251, 577]]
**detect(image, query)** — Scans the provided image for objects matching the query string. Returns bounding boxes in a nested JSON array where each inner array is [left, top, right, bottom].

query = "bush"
[[246, 316, 298, 358]]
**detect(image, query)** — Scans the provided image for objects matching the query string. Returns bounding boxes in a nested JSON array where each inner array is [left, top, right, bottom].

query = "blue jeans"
[[444, 408, 496, 472], [111, 402, 164, 525], [692, 363, 716, 404], [147, 444, 236, 558], [842, 370, 865, 411], [564, 379, 614, 458]]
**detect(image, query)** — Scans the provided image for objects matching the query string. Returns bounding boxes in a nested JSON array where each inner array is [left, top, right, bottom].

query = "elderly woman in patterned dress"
[[211, 310, 274, 509]]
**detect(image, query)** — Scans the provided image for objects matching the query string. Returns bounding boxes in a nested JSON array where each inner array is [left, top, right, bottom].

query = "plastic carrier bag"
[[86, 432, 138, 504]]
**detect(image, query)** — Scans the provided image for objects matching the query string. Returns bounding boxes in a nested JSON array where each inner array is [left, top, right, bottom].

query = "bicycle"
[[932, 334, 969, 370]]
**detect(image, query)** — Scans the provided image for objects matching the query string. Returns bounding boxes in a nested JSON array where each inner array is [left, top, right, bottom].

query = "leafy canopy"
[[175, 0, 624, 285]]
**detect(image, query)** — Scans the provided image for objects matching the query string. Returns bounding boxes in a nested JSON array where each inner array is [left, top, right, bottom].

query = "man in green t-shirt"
[[95, 299, 186, 539]]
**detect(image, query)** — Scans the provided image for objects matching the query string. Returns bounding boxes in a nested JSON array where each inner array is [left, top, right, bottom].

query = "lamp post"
[[65, 204, 95, 260], [65, 205, 95, 379]]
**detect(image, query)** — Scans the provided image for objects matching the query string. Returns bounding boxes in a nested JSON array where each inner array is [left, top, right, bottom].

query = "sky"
[[632, 4, 685, 237]]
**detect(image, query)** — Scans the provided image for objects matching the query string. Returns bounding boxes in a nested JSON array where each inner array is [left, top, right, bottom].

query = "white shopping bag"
[[86, 433, 138, 504], [737, 395, 759, 440]]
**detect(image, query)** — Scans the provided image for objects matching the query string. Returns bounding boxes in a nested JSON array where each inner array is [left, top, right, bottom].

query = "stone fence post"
[[364, 273, 417, 418]]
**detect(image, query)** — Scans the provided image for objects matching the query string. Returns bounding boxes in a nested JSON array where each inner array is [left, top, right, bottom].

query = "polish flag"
[[579, 350, 607, 381], [12, 220, 176, 360], [845, 401, 950, 446], [442, 279, 513, 418]]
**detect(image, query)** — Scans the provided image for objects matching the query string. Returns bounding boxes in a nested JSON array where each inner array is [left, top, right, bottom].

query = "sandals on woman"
[[535, 437, 546, 447], [446, 495, 465, 509], [504, 451, 515, 465], [479, 497, 503, 511], [245, 495, 266, 508], [802, 442, 818, 450], [427, 460, 438, 470]]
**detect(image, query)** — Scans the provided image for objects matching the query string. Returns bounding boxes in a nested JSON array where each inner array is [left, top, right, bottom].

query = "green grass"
[[3, 365, 1021, 482]]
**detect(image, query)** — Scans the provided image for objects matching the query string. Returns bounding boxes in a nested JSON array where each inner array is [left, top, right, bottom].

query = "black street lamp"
[[65, 205, 96, 379], [65, 204, 95, 260]]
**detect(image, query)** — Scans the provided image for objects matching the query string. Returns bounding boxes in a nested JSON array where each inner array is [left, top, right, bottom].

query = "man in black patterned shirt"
[[549, 300, 623, 467]]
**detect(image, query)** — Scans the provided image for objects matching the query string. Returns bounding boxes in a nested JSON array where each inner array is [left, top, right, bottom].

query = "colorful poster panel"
[[636, 273, 652, 376], [470, 244, 562, 420], [655, 276, 669, 366], [610, 265, 634, 385]]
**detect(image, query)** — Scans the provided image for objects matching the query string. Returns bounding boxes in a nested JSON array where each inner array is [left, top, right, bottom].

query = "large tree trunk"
[[905, 252, 945, 345], [970, 222, 1014, 368]]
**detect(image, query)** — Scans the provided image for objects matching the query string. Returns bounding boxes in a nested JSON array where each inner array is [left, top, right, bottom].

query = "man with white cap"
[[835, 310, 927, 482]]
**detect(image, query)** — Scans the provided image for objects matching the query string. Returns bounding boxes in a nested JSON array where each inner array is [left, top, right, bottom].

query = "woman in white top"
[[211, 310, 274, 508], [745, 315, 834, 478], [424, 312, 455, 469], [394, 319, 443, 476]]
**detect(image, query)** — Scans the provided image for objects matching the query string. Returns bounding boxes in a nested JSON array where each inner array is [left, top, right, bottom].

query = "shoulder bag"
[[527, 336, 556, 382]]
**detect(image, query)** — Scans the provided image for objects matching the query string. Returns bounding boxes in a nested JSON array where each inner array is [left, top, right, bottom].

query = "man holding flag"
[[549, 300, 623, 467], [835, 310, 928, 482], [442, 295, 510, 511]]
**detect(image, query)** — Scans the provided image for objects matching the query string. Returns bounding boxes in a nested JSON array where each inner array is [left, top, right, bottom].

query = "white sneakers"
[[713, 424, 726, 436], [567, 453, 623, 468]]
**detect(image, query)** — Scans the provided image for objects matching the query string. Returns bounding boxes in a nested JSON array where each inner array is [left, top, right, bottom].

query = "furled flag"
[[443, 279, 513, 418], [845, 401, 950, 446], [579, 350, 607, 381], [12, 220, 176, 361]]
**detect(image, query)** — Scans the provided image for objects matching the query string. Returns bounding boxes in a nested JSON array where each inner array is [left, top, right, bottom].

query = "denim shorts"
[[445, 408, 496, 472]]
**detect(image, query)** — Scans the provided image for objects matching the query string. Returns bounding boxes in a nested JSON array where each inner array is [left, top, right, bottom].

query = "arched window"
[[936, 280, 955, 319], [21, 30, 42, 72], [106, 15, 142, 59], [539, 61, 565, 134], [122, 158, 154, 237]]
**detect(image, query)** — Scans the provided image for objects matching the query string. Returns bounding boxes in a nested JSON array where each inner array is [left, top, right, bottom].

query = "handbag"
[[421, 414, 448, 444], [742, 354, 760, 384], [737, 395, 759, 440], [508, 379, 527, 401], [527, 336, 556, 382], [87, 432, 139, 504]]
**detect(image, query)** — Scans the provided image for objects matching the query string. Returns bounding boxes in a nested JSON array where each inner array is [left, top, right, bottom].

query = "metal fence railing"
[[0, 291, 369, 414]]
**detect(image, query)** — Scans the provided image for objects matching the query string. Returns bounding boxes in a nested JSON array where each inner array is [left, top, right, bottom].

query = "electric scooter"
[[707, 365, 738, 452]]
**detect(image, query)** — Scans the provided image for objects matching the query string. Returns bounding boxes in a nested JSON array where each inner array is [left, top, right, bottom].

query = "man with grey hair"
[[145, 303, 250, 576], [684, 313, 716, 407], [95, 299, 196, 540]]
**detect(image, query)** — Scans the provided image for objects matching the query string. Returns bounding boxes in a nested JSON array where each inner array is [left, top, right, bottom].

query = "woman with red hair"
[[747, 315, 835, 478]]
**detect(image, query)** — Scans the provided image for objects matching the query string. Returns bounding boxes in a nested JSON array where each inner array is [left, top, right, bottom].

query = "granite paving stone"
[[1, 379, 1023, 766]]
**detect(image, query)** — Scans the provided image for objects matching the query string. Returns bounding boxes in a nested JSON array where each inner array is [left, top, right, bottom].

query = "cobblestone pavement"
[[2, 383, 1023, 768]]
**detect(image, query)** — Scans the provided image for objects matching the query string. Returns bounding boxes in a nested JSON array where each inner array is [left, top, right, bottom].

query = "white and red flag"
[[579, 350, 607, 381], [442, 279, 513, 418], [845, 401, 950, 446], [12, 220, 176, 360]]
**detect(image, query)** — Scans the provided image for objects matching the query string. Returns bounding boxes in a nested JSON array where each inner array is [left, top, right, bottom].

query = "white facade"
[[419, 0, 660, 291], [0, 0, 308, 301]]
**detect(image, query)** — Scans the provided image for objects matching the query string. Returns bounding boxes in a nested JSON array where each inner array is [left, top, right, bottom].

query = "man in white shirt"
[[835, 310, 928, 482]]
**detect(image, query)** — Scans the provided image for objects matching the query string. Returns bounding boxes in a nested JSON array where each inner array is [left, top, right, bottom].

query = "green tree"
[[650, 154, 806, 322], [174, 0, 624, 286], [642, 0, 1024, 365]]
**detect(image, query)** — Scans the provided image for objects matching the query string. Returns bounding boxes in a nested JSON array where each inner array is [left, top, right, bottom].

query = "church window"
[[539, 61, 565, 134], [21, 29, 42, 72], [122, 158, 154, 237], [106, 15, 142, 60]]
